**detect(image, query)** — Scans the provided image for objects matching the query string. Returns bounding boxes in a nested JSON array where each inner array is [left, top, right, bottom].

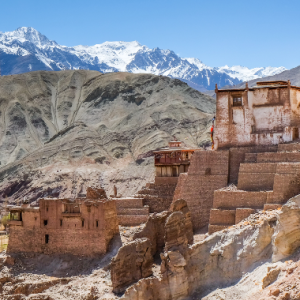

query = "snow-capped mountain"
[[0, 27, 287, 90]]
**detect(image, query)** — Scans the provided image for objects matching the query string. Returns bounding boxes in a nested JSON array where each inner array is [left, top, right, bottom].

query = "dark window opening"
[[44, 220, 48, 226], [96, 220, 98, 227], [205, 168, 211, 175], [233, 97, 242, 106], [46, 207, 48, 212], [172, 167, 177, 177], [293, 128, 299, 140], [45, 234, 49, 244], [60, 219, 62, 226], [34, 217, 37, 221], [82, 220, 84, 227]]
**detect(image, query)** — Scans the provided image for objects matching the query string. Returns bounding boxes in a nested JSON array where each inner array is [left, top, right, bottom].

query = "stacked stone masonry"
[[137, 181, 177, 213], [173, 151, 229, 230], [208, 145, 300, 234], [114, 197, 149, 226], [171, 143, 300, 234]]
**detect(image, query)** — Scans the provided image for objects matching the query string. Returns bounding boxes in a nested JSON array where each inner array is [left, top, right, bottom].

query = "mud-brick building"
[[215, 80, 300, 149], [153, 140, 200, 184], [7, 188, 119, 256], [173, 80, 300, 233]]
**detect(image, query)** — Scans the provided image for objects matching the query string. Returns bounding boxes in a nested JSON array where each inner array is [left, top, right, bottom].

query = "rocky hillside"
[[0, 70, 214, 203], [0, 27, 286, 90], [2, 192, 300, 299]]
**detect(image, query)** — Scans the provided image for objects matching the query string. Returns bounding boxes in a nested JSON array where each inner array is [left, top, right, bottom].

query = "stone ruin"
[[7, 187, 119, 256], [110, 199, 193, 293]]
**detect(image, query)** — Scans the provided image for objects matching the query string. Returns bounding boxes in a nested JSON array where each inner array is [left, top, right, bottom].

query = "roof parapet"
[[256, 80, 288, 86]]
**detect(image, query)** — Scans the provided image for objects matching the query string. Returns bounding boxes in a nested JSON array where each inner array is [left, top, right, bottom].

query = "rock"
[[110, 238, 153, 293], [122, 208, 277, 299], [133, 211, 171, 255], [270, 288, 280, 296], [164, 211, 189, 252], [86, 187, 107, 199], [170, 199, 193, 245], [273, 195, 300, 262], [262, 267, 281, 288], [4, 255, 15, 266]]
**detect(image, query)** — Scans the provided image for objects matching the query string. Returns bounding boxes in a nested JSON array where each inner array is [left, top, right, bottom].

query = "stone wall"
[[114, 197, 149, 226], [237, 163, 276, 191], [173, 151, 229, 230], [228, 146, 277, 184], [213, 191, 268, 209], [137, 182, 177, 213], [209, 209, 236, 225]]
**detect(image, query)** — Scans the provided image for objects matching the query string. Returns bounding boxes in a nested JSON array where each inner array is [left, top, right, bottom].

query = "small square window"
[[45, 234, 49, 244], [44, 220, 48, 226], [233, 97, 242, 106]]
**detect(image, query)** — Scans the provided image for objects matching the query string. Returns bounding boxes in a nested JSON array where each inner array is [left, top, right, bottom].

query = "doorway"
[[293, 128, 299, 140]]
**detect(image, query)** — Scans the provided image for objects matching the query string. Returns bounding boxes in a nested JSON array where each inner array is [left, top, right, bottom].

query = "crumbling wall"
[[137, 182, 177, 213], [133, 199, 193, 255], [173, 151, 229, 230], [8, 196, 119, 256], [133, 211, 170, 255], [111, 238, 153, 294]]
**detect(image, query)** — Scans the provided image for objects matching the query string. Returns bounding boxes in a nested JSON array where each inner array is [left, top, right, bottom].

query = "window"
[[96, 220, 98, 227], [46, 207, 48, 212], [45, 234, 49, 244], [44, 220, 48, 226], [82, 220, 84, 227], [233, 97, 242, 106], [205, 168, 211, 175], [60, 219, 62, 226]]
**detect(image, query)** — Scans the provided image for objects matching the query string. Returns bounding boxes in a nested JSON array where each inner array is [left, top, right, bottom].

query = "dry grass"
[[0, 235, 8, 251]]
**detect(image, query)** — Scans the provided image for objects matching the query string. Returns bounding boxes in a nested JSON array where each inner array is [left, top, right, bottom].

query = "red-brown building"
[[7, 188, 119, 256], [154, 140, 201, 184]]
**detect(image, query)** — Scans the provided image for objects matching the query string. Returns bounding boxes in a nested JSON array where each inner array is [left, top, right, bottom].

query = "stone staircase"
[[208, 143, 300, 234], [113, 181, 177, 226], [113, 197, 149, 226]]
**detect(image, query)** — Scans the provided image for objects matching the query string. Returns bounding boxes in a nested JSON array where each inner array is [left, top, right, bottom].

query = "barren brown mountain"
[[0, 70, 215, 204]]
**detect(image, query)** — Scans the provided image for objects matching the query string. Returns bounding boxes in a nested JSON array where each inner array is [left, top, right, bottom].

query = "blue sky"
[[1, 0, 299, 69]]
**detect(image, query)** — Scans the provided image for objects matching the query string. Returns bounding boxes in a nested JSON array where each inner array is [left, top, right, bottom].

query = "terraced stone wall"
[[173, 151, 229, 230]]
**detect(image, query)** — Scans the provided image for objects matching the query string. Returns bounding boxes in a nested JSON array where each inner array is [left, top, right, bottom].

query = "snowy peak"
[[0, 27, 287, 90], [0, 27, 57, 48], [184, 58, 211, 71], [216, 65, 287, 82], [73, 41, 145, 71]]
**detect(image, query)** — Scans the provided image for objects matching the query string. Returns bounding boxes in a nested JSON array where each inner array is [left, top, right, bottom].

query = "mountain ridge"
[[0, 27, 286, 90]]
